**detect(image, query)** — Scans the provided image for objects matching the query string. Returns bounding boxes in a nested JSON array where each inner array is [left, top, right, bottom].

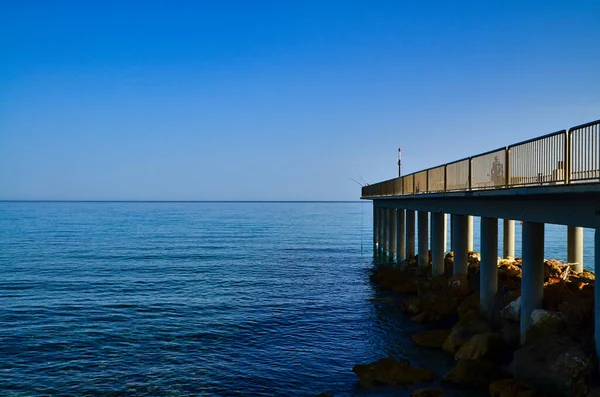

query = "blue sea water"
[[0, 202, 595, 397]]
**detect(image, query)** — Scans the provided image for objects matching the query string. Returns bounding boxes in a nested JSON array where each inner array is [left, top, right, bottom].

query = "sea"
[[0, 201, 595, 396]]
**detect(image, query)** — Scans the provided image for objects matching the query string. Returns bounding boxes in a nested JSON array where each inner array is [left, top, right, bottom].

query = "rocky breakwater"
[[352, 253, 597, 397]]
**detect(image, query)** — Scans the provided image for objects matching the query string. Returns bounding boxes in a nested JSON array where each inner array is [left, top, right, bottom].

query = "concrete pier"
[[503, 219, 515, 258], [520, 221, 545, 345], [406, 210, 416, 257], [418, 211, 429, 268], [594, 228, 600, 357], [383, 208, 390, 260], [467, 215, 474, 252], [396, 209, 406, 263], [389, 209, 397, 262], [443, 214, 447, 253], [453, 214, 469, 276], [480, 217, 498, 316], [450, 214, 454, 251], [568, 226, 584, 272], [431, 212, 445, 276]]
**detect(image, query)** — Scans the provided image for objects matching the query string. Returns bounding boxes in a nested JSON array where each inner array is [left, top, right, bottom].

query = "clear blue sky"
[[1, 0, 599, 200]]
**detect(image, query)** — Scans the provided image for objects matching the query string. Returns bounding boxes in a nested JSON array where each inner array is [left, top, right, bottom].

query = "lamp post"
[[398, 148, 402, 177]]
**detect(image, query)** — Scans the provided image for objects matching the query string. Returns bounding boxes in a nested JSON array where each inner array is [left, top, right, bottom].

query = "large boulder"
[[543, 282, 574, 311], [443, 359, 505, 386], [489, 378, 531, 397], [401, 296, 421, 315], [456, 292, 480, 319], [500, 319, 521, 347], [412, 329, 451, 348], [411, 388, 444, 397], [511, 335, 594, 396], [352, 357, 436, 387], [417, 289, 460, 317], [442, 320, 491, 354], [500, 296, 521, 322], [525, 309, 568, 344], [446, 276, 471, 298], [455, 332, 507, 362]]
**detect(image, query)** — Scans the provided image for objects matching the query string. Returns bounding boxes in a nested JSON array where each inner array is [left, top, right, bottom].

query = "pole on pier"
[[396, 209, 406, 263], [467, 215, 474, 252], [418, 211, 429, 269], [567, 226, 584, 272], [406, 210, 416, 258], [595, 228, 599, 367], [390, 209, 397, 263], [453, 214, 469, 277], [503, 219, 515, 259], [520, 221, 545, 345], [480, 217, 498, 317], [431, 212, 445, 277]]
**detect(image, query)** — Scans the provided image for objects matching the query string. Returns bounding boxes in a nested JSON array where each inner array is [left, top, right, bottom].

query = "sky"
[[1, 0, 599, 201]]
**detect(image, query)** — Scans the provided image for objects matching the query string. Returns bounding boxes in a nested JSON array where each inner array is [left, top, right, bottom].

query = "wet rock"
[[411, 311, 441, 323], [442, 319, 491, 354], [401, 296, 421, 315], [455, 332, 507, 362], [446, 276, 470, 298], [525, 309, 568, 344], [489, 378, 530, 397], [500, 319, 521, 347], [411, 387, 444, 397], [443, 359, 505, 386], [417, 289, 460, 317], [500, 296, 521, 322], [511, 335, 594, 397], [456, 292, 480, 319], [352, 357, 436, 387], [412, 329, 451, 348]]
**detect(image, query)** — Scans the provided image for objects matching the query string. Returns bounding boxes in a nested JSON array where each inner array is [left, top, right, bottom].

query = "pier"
[[361, 119, 600, 354]]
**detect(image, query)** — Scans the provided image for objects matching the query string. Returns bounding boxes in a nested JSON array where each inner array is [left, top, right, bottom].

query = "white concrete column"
[[373, 204, 378, 253], [418, 211, 429, 268], [431, 212, 445, 277], [450, 214, 455, 251], [453, 214, 469, 276], [443, 213, 448, 253], [480, 217, 498, 316], [503, 219, 515, 258], [383, 208, 390, 260], [390, 209, 397, 262], [406, 210, 416, 257], [378, 207, 384, 257], [595, 228, 599, 363], [467, 215, 474, 252], [520, 221, 545, 345], [396, 209, 405, 263], [567, 226, 584, 272]]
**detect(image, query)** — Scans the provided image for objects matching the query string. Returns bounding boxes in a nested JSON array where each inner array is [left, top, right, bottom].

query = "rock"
[[417, 289, 460, 317], [352, 357, 436, 387], [500, 296, 520, 322], [446, 276, 470, 298], [443, 359, 505, 386], [544, 259, 565, 280], [443, 319, 491, 354], [498, 263, 523, 279], [411, 311, 441, 323], [457, 292, 480, 319], [411, 387, 444, 397], [543, 282, 574, 311], [401, 296, 421, 315], [525, 309, 568, 344], [455, 332, 507, 362], [500, 319, 521, 347], [412, 329, 451, 348], [489, 378, 530, 397], [511, 335, 594, 396]]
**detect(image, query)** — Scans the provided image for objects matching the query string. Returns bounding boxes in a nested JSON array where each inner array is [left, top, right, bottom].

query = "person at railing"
[[490, 156, 504, 185]]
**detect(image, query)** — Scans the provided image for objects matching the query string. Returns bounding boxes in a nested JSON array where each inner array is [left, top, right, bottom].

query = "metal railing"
[[362, 119, 600, 198]]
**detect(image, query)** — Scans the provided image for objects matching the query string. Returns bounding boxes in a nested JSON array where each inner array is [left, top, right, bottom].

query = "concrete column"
[[595, 228, 599, 363], [389, 209, 397, 262], [480, 217, 498, 317], [378, 207, 384, 258], [373, 204, 378, 253], [467, 215, 474, 252], [520, 221, 545, 345], [406, 210, 416, 257], [418, 211, 429, 268], [396, 209, 405, 263], [443, 214, 448, 253], [431, 212, 445, 277], [567, 226, 584, 272], [503, 219, 515, 258], [453, 214, 469, 276], [383, 208, 390, 260], [450, 214, 455, 251]]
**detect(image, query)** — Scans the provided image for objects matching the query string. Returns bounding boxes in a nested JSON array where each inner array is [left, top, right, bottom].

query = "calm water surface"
[[0, 202, 594, 396]]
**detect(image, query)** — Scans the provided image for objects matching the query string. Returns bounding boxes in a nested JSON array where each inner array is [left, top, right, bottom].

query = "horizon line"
[[0, 200, 363, 203]]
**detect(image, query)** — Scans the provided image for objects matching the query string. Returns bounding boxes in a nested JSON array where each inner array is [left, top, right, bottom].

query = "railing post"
[[565, 130, 571, 185], [444, 165, 447, 192]]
